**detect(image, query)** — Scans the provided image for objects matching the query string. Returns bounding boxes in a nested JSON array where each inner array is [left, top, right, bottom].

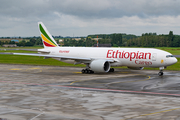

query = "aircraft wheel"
[[87, 69, 94, 74], [90, 70, 94, 74], [109, 68, 114, 72], [82, 69, 94, 74], [85, 69, 88, 74], [87, 69, 91, 74], [81, 69, 85, 74], [158, 71, 163, 76]]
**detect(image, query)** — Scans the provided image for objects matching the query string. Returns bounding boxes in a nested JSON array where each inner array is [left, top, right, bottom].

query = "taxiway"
[[0, 64, 180, 120]]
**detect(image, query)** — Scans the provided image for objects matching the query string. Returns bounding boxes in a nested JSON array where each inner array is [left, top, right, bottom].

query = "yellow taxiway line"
[[122, 107, 180, 120]]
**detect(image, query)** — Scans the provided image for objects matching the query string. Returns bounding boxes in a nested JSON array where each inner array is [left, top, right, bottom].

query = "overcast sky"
[[0, 0, 180, 37]]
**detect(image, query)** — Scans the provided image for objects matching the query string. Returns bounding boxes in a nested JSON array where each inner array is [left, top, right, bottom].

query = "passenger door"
[[152, 53, 157, 61]]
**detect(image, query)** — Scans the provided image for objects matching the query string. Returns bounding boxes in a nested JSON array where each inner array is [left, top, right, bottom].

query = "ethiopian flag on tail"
[[38, 22, 59, 47]]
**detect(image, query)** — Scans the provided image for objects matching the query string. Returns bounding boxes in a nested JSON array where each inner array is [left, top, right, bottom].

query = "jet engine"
[[90, 60, 110, 73], [127, 67, 144, 70]]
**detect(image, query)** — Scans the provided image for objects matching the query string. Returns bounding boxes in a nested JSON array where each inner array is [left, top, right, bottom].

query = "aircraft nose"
[[172, 57, 178, 64], [175, 57, 178, 63]]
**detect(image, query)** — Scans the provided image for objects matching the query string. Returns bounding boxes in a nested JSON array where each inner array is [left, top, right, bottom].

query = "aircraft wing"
[[13, 53, 92, 61], [0, 52, 115, 62], [0, 48, 38, 51]]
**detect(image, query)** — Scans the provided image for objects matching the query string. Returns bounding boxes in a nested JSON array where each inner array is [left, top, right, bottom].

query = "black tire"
[[109, 68, 114, 72], [82, 69, 94, 74], [81, 69, 85, 74], [85, 69, 88, 74], [161, 72, 164, 76], [158, 72, 163, 76], [87, 70, 91, 74], [90, 70, 94, 74]]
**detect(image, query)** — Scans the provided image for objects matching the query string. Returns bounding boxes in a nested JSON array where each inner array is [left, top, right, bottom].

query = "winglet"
[[38, 22, 59, 48]]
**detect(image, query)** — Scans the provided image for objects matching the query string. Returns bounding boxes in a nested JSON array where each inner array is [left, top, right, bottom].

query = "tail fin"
[[38, 22, 59, 48]]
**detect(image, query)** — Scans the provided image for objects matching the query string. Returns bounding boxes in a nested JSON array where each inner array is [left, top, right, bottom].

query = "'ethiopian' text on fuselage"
[[106, 50, 151, 61]]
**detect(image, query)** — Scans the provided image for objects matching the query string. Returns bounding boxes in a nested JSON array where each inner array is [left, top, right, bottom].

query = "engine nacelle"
[[90, 60, 110, 73], [128, 67, 144, 70]]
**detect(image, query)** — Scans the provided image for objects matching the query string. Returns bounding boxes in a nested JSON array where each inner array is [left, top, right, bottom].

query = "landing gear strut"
[[158, 67, 164, 76], [81, 69, 94, 74]]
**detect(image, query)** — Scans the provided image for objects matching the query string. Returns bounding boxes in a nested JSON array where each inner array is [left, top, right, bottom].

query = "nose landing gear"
[[158, 67, 164, 76], [158, 70, 163, 76]]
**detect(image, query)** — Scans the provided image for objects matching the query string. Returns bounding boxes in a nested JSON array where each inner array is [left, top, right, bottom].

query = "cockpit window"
[[166, 55, 174, 58]]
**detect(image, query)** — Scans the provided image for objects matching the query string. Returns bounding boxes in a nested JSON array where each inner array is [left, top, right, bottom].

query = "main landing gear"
[[109, 68, 114, 72], [81, 68, 115, 74], [81, 69, 94, 74], [158, 67, 164, 76]]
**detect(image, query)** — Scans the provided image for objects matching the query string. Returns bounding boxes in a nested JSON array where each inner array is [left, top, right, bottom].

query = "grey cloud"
[[48, 0, 180, 18], [1, 0, 180, 20], [0, 0, 180, 36]]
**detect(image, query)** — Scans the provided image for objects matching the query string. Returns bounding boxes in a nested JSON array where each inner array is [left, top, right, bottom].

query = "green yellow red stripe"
[[41, 34, 56, 47], [39, 24, 57, 46]]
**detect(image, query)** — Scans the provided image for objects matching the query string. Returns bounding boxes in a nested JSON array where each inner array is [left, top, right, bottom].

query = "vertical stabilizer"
[[38, 22, 59, 48]]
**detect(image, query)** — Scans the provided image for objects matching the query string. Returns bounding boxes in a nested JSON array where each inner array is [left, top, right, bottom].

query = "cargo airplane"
[[12, 22, 177, 76]]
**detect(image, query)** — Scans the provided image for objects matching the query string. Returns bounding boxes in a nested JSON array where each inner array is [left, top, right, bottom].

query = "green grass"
[[155, 47, 180, 55], [0, 54, 85, 67], [0, 46, 179, 70]]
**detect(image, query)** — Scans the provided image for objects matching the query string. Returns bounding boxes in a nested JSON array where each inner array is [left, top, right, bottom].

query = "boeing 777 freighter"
[[12, 22, 177, 76]]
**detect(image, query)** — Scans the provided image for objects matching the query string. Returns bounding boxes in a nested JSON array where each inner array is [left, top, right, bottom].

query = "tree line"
[[125, 31, 180, 47], [64, 33, 122, 47], [0, 37, 43, 47], [1, 31, 180, 47]]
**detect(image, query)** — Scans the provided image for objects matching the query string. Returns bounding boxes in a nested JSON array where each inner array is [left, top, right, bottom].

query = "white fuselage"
[[39, 47, 177, 68]]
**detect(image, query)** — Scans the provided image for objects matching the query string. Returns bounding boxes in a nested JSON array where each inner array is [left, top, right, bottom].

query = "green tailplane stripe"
[[39, 24, 56, 46]]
